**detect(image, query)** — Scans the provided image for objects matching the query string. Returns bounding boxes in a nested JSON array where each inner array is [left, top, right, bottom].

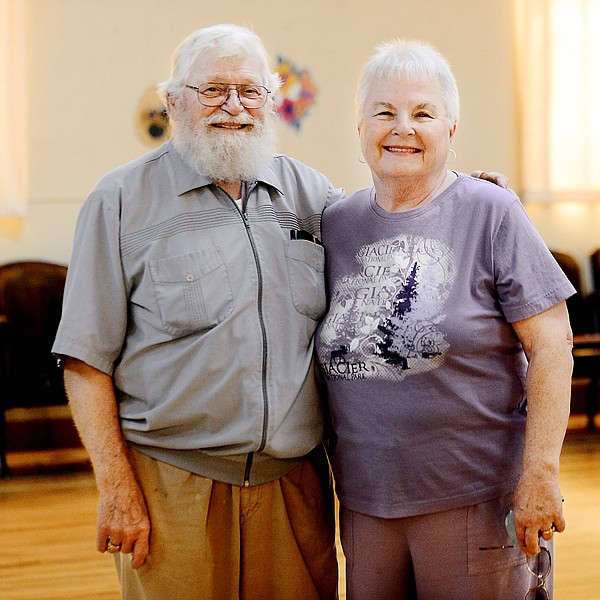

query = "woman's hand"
[[512, 469, 565, 555]]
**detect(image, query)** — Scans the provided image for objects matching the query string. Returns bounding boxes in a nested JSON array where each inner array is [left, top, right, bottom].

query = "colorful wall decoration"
[[274, 55, 318, 131], [135, 85, 171, 147]]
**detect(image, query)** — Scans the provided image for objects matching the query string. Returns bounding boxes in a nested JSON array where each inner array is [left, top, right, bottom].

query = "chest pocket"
[[285, 240, 326, 321], [149, 249, 233, 336]]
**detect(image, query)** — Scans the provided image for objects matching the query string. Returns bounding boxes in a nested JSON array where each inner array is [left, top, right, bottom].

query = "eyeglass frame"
[[524, 545, 551, 600], [185, 82, 271, 109]]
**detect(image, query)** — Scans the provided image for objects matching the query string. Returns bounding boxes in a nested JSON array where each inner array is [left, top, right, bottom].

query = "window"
[[515, 0, 600, 202], [0, 0, 27, 216]]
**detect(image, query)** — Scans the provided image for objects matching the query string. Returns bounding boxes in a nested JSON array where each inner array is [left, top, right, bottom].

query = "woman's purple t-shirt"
[[316, 174, 575, 519]]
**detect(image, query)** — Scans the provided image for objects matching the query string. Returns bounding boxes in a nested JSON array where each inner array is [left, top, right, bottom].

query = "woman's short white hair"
[[356, 39, 460, 124], [157, 24, 281, 102]]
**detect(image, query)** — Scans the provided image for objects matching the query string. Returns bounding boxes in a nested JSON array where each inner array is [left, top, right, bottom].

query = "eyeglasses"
[[479, 541, 552, 600], [524, 546, 551, 600], [478, 508, 557, 599], [185, 83, 270, 109]]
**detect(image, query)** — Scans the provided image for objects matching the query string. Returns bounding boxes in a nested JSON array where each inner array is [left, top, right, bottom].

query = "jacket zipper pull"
[[240, 182, 250, 226], [243, 452, 254, 487]]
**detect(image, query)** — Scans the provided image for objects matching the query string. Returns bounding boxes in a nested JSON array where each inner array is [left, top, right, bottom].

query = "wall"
[[1, 0, 598, 290]]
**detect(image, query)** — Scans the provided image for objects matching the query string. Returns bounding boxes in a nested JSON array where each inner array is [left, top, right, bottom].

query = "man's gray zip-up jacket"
[[53, 141, 344, 486]]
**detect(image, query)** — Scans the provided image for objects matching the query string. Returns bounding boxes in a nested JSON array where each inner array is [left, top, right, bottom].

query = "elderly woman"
[[316, 40, 574, 599]]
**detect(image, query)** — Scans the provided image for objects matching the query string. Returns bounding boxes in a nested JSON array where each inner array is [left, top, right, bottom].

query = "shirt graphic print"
[[318, 233, 456, 382]]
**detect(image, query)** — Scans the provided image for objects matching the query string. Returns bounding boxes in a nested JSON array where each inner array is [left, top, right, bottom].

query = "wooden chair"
[[0, 261, 68, 478], [588, 248, 600, 333], [551, 251, 600, 429], [591, 248, 600, 292]]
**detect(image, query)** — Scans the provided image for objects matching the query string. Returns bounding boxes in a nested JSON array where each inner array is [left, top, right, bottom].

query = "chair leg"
[[585, 375, 599, 431], [0, 410, 11, 479]]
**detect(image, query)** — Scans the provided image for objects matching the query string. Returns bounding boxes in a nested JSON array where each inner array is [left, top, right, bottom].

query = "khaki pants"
[[115, 448, 338, 600]]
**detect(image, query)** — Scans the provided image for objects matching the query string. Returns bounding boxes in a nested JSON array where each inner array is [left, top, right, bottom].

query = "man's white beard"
[[170, 106, 278, 183]]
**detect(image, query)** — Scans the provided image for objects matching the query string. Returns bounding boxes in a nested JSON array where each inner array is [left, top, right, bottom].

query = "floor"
[[0, 415, 598, 599]]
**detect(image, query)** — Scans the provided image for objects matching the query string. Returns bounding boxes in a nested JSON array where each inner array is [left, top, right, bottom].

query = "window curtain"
[[515, 0, 600, 202], [0, 0, 27, 216]]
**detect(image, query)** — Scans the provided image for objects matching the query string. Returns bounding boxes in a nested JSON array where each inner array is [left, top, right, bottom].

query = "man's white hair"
[[157, 24, 281, 103]]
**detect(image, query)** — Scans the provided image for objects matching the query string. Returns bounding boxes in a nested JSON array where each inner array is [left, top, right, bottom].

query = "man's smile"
[[211, 122, 251, 130]]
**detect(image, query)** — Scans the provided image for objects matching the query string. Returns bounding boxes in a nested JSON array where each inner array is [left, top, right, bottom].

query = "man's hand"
[[471, 170, 510, 190], [97, 476, 151, 568]]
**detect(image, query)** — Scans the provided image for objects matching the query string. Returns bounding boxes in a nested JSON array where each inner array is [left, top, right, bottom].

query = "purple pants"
[[341, 493, 554, 600]]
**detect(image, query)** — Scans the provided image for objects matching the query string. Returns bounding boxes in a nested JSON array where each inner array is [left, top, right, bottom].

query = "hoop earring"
[[447, 148, 457, 163], [358, 150, 366, 164]]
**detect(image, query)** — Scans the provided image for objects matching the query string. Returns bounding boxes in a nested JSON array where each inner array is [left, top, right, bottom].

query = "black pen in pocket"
[[290, 229, 322, 246]]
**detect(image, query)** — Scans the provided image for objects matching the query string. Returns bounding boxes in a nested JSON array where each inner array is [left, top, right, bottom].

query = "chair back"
[[550, 251, 587, 335], [591, 248, 600, 292], [0, 261, 68, 410]]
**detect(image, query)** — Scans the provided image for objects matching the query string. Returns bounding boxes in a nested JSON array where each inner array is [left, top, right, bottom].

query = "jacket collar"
[[167, 140, 285, 198]]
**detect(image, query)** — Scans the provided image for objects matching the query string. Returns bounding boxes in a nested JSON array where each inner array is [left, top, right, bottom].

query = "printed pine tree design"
[[376, 262, 419, 369]]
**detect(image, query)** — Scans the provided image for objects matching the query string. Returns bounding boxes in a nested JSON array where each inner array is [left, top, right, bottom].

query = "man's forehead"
[[190, 53, 265, 82]]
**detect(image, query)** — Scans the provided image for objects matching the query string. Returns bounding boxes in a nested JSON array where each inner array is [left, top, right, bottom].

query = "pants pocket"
[[467, 493, 525, 576]]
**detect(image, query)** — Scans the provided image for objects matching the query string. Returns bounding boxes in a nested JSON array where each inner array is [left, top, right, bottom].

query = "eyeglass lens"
[[526, 547, 551, 580], [524, 586, 550, 600]]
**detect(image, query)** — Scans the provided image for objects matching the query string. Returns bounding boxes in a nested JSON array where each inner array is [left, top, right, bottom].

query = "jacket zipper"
[[234, 183, 270, 486]]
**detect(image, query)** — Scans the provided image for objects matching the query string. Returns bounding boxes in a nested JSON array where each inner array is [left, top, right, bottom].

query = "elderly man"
[[53, 24, 340, 599]]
